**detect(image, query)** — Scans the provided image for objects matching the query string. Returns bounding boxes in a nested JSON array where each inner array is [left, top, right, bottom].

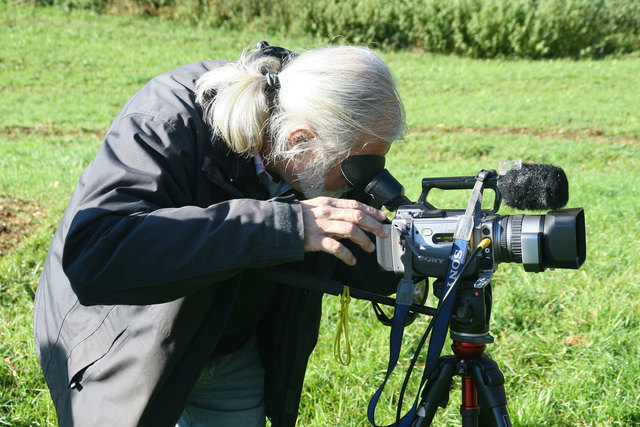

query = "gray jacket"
[[33, 59, 397, 427]]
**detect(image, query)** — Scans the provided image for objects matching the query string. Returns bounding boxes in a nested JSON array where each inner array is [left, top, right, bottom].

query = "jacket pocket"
[[66, 310, 128, 390]]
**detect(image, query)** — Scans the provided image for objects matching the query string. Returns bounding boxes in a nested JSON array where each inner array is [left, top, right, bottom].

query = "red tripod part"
[[452, 341, 487, 413], [460, 376, 478, 412], [452, 341, 486, 359]]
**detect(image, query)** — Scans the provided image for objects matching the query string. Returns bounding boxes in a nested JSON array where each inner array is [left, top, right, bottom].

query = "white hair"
[[195, 44, 405, 186]]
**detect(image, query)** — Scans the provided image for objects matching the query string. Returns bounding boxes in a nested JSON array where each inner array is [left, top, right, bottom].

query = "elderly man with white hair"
[[34, 41, 406, 427]]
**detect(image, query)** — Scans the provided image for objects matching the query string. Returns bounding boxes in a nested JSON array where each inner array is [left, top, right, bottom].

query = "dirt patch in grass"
[[0, 196, 46, 258], [0, 125, 105, 140], [410, 125, 640, 144]]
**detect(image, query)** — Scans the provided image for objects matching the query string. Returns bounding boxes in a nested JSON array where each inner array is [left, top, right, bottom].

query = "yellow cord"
[[478, 237, 492, 250], [334, 286, 352, 366]]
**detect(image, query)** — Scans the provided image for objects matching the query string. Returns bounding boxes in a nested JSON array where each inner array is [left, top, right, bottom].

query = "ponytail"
[[195, 52, 282, 156]]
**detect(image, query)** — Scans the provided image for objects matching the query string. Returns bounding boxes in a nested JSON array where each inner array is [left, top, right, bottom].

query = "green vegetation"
[[17, 0, 640, 58], [1, 3, 639, 426]]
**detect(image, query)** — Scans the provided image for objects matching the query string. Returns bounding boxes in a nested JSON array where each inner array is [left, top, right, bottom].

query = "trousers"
[[176, 333, 266, 427]]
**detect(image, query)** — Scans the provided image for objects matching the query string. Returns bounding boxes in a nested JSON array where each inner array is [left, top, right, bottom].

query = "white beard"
[[297, 160, 348, 199]]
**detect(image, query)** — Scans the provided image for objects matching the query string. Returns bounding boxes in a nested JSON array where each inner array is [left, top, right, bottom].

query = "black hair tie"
[[265, 72, 280, 90]]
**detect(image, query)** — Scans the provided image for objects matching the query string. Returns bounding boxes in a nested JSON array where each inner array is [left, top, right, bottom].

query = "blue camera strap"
[[367, 250, 418, 426], [422, 170, 494, 379], [367, 170, 495, 427]]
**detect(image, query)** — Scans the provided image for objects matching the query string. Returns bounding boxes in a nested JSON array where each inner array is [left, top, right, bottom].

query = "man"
[[33, 41, 406, 426]]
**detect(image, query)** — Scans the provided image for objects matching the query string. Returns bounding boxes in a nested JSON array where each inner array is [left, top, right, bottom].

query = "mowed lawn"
[[1, 4, 639, 426]]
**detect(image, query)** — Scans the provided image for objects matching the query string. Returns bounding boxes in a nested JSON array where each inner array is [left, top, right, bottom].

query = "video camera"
[[341, 155, 586, 280]]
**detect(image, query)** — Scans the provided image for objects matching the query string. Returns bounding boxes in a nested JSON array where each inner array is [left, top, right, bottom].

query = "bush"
[[22, 0, 640, 58], [408, 0, 640, 58]]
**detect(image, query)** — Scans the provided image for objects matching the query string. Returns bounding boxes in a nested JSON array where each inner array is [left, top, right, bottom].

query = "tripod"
[[412, 280, 512, 427], [264, 267, 512, 426]]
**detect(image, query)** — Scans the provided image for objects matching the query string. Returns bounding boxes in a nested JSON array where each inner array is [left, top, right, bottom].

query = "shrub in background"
[[21, 0, 640, 58], [408, 0, 639, 58]]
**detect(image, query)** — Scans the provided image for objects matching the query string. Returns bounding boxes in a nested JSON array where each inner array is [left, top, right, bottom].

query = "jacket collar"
[[202, 138, 271, 200]]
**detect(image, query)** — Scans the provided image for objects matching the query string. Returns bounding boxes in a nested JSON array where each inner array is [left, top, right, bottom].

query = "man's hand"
[[300, 197, 389, 266]]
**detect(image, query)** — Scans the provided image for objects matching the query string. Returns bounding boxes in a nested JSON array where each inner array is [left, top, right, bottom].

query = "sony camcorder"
[[341, 156, 586, 280]]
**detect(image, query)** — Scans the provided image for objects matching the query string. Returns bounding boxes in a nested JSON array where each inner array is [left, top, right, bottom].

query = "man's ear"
[[287, 127, 317, 146]]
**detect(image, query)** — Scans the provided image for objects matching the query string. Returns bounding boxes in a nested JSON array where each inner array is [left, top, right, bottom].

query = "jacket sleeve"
[[62, 112, 304, 306]]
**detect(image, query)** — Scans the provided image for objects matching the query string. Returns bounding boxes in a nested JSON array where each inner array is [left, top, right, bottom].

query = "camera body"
[[375, 176, 585, 279], [376, 205, 585, 279], [339, 156, 586, 280]]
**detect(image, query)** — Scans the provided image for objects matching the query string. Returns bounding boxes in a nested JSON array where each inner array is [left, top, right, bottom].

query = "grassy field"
[[1, 3, 639, 426]]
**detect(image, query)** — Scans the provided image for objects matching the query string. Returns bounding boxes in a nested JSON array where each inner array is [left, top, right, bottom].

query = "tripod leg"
[[460, 375, 480, 427], [412, 357, 457, 427], [468, 355, 512, 427]]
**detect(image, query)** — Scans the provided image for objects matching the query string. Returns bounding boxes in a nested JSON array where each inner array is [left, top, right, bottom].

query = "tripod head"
[[433, 278, 493, 344]]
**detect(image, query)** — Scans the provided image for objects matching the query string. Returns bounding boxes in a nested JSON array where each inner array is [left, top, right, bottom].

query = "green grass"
[[1, 3, 639, 426]]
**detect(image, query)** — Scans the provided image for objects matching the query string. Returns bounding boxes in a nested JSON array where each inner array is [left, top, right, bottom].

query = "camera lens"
[[497, 208, 585, 272], [542, 208, 586, 269], [499, 215, 523, 263]]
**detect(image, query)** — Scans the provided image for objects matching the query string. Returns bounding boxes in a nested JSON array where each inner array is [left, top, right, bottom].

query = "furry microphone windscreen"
[[497, 163, 569, 210]]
